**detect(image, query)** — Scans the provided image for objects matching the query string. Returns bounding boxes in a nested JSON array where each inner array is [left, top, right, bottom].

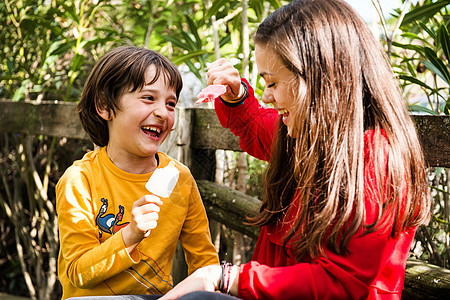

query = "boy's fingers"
[[135, 214, 159, 232], [143, 220, 159, 237], [140, 211, 160, 222], [143, 194, 163, 206]]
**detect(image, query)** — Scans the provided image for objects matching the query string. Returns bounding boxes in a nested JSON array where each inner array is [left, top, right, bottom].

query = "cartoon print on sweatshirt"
[[96, 198, 129, 238]]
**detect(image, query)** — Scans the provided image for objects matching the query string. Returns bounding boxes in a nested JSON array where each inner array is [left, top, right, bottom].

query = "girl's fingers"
[[206, 61, 242, 100], [207, 58, 228, 71]]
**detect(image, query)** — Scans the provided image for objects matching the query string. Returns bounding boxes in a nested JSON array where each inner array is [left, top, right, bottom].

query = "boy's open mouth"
[[142, 126, 162, 138]]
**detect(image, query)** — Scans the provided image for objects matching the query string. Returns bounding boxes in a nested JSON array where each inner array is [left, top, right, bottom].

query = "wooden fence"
[[1, 100, 450, 299]]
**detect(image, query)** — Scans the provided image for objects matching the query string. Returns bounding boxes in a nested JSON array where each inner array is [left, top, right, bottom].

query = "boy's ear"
[[96, 101, 111, 121]]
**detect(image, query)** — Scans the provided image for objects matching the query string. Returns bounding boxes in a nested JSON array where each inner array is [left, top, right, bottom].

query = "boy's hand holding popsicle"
[[122, 161, 180, 253]]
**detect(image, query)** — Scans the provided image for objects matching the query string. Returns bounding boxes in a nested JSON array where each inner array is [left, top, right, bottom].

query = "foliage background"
[[0, 0, 448, 299]]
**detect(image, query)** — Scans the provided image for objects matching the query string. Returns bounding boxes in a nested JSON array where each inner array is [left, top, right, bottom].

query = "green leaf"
[[266, 0, 282, 10], [408, 104, 439, 115], [392, 41, 425, 56], [61, 3, 80, 25], [406, 61, 417, 77], [49, 41, 74, 56], [162, 35, 191, 51], [402, 1, 450, 26], [181, 31, 199, 51], [219, 34, 232, 48], [416, 20, 436, 40], [251, 0, 265, 19], [438, 23, 450, 64], [445, 101, 450, 115], [12, 79, 30, 102], [206, 0, 230, 21], [6, 59, 14, 75], [79, 37, 117, 50], [185, 60, 202, 80], [184, 14, 202, 49], [423, 47, 450, 84], [434, 167, 444, 177], [422, 60, 449, 84], [401, 32, 428, 43], [398, 74, 434, 90], [72, 53, 85, 73], [171, 50, 210, 65]]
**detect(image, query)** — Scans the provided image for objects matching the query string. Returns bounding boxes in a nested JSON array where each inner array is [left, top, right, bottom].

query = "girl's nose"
[[261, 91, 274, 104]]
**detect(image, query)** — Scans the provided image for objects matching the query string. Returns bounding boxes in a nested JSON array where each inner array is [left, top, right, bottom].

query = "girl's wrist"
[[229, 264, 239, 295], [218, 261, 239, 295], [220, 81, 248, 105]]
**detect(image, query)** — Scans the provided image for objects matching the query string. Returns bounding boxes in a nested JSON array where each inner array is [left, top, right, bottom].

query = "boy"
[[56, 46, 219, 299]]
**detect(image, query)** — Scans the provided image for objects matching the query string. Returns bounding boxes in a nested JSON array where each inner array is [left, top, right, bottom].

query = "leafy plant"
[[379, 0, 450, 269], [0, 0, 122, 102], [0, 1, 123, 299], [390, 0, 450, 115]]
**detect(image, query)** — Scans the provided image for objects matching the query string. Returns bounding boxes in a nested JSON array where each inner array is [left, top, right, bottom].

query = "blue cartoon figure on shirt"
[[96, 198, 129, 238]]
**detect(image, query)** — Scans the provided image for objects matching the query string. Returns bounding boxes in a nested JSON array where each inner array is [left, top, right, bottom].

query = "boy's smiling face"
[[99, 65, 177, 173]]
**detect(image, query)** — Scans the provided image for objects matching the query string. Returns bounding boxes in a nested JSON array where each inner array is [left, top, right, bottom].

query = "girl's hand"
[[160, 265, 222, 300], [122, 194, 162, 252], [207, 58, 245, 103]]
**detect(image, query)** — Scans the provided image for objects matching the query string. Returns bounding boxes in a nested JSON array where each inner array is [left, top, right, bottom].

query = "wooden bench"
[[1, 100, 449, 299]]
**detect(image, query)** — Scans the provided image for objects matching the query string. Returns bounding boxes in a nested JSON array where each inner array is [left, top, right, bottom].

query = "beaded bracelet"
[[219, 80, 248, 106], [219, 261, 233, 294]]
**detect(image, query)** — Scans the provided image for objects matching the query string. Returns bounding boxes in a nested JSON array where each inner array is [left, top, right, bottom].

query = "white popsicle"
[[145, 161, 180, 198]]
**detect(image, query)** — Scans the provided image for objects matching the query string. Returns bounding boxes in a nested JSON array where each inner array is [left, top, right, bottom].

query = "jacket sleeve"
[[214, 79, 279, 162], [178, 174, 220, 274], [56, 165, 139, 289]]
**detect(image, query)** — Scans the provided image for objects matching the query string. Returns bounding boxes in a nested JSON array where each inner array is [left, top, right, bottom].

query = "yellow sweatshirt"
[[56, 147, 219, 299]]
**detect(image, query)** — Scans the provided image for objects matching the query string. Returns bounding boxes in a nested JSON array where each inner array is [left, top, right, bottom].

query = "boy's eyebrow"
[[140, 86, 178, 100], [259, 72, 271, 78], [140, 86, 157, 91]]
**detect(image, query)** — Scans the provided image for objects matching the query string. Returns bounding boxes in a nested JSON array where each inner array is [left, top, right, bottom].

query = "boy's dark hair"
[[78, 46, 183, 147]]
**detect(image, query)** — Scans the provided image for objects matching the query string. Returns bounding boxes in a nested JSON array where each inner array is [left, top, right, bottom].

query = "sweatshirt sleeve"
[[214, 79, 279, 162], [56, 165, 139, 289], [178, 174, 220, 274], [237, 225, 412, 300], [237, 131, 414, 299]]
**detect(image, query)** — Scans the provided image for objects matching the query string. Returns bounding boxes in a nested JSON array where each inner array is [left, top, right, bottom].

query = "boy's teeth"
[[279, 109, 289, 114], [142, 126, 161, 133]]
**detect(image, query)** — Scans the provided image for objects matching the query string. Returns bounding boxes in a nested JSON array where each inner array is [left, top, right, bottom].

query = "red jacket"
[[214, 79, 416, 300]]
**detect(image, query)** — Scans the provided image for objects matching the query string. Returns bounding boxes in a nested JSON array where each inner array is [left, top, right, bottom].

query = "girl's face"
[[255, 43, 300, 137], [99, 65, 177, 172]]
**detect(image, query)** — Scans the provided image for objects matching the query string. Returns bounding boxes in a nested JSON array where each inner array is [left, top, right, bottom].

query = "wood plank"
[[191, 108, 241, 151], [196, 180, 261, 239], [412, 115, 450, 168], [196, 180, 450, 298], [193, 108, 450, 168], [0, 101, 449, 167], [0, 293, 30, 300], [402, 258, 450, 299], [0, 100, 89, 140]]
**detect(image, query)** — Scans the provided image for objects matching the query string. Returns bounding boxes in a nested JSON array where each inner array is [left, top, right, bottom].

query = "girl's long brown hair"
[[249, 0, 431, 260]]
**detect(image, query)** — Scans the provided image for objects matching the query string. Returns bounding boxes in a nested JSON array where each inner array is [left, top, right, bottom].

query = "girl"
[[162, 0, 431, 299]]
